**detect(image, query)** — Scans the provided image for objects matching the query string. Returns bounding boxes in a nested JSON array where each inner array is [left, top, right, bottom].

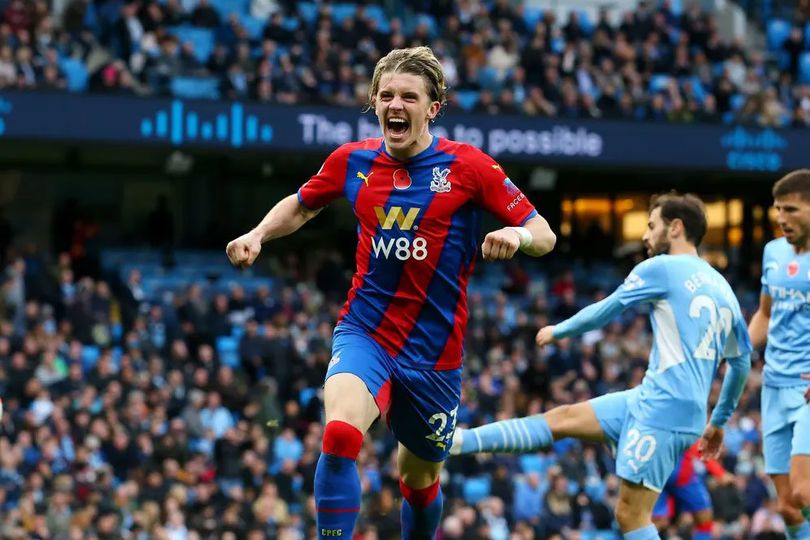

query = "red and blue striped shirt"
[[298, 137, 537, 370]]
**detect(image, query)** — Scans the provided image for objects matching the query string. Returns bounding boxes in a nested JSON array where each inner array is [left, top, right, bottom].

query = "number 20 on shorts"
[[623, 428, 657, 472]]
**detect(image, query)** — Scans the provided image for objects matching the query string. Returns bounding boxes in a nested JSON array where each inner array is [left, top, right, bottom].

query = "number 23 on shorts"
[[425, 406, 458, 450]]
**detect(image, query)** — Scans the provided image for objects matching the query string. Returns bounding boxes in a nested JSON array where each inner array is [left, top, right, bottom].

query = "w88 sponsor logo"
[[371, 236, 428, 261], [371, 205, 428, 260]]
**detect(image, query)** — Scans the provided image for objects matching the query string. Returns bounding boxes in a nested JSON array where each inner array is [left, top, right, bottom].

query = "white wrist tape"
[[508, 226, 533, 250]]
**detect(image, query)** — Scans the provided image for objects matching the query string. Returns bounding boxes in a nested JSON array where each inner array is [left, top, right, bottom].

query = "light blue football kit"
[[457, 254, 752, 493], [557, 255, 752, 491], [759, 238, 810, 472], [794, 406, 810, 457]]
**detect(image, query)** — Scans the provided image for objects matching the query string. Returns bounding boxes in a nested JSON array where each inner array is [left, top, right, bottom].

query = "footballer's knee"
[[544, 404, 574, 435], [694, 509, 714, 526], [323, 373, 379, 432], [398, 444, 443, 489]]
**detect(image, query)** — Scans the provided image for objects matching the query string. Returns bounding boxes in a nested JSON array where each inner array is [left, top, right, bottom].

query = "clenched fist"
[[535, 325, 556, 347], [226, 231, 262, 269], [481, 228, 521, 261]]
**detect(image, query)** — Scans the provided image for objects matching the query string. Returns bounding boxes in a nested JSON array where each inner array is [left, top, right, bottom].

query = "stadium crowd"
[[0, 0, 810, 126], [0, 239, 785, 539]]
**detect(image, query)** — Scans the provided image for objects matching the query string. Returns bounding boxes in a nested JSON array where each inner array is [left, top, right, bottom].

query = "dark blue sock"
[[315, 453, 361, 539], [400, 479, 443, 540], [315, 420, 364, 539]]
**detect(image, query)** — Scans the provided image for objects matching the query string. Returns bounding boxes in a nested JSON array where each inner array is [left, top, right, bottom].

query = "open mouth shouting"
[[386, 117, 410, 141]]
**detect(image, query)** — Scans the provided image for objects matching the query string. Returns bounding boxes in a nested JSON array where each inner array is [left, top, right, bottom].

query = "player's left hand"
[[803, 373, 810, 403], [481, 228, 521, 261], [699, 424, 724, 461], [536, 326, 557, 347]]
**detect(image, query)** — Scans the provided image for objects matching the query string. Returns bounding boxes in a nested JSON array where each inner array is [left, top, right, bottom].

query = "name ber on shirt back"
[[553, 255, 752, 434], [761, 237, 810, 387], [623, 255, 751, 434]]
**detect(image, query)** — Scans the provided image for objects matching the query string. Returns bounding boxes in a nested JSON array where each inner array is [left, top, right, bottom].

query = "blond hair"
[[367, 47, 447, 110]]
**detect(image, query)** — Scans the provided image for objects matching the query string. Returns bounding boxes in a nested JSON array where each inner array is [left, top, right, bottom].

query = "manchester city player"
[[749, 170, 810, 540], [451, 192, 752, 540], [793, 379, 810, 532]]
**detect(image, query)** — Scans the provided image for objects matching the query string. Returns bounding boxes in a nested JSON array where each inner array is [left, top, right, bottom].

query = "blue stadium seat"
[[331, 3, 357, 23], [111, 322, 123, 341], [299, 387, 317, 407], [59, 58, 88, 92], [649, 74, 672, 93], [170, 76, 221, 99], [519, 454, 546, 475], [806, 22, 810, 47], [801, 52, 810, 84], [523, 7, 543, 29], [577, 9, 593, 35], [730, 93, 746, 111], [208, 0, 248, 17], [281, 16, 300, 31], [455, 90, 479, 111], [363, 5, 389, 32], [216, 335, 240, 368], [82, 345, 101, 372], [169, 26, 215, 63], [462, 476, 491, 504], [239, 14, 265, 40], [414, 13, 439, 38], [766, 19, 790, 51], [477, 65, 500, 91], [297, 1, 318, 24], [668, 0, 683, 16]]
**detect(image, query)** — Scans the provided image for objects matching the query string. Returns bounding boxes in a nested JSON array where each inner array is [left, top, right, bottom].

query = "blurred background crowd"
[[0, 237, 776, 539], [1, 0, 810, 126]]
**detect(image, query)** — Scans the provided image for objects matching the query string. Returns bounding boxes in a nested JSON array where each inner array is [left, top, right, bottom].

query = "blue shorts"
[[652, 475, 713, 518], [762, 385, 807, 474], [792, 405, 810, 457], [590, 390, 698, 492], [327, 328, 462, 462]]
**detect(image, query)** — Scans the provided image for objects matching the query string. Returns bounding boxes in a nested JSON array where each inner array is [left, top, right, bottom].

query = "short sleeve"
[[760, 244, 774, 297], [724, 311, 753, 358], [297, 146, 349, 210], [468, 148, 537, 226], [614, 257, 669, 306]]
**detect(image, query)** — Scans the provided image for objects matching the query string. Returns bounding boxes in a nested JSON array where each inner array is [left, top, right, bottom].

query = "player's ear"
[[671, 218, 685, 238], [427, 100, 441, 121]]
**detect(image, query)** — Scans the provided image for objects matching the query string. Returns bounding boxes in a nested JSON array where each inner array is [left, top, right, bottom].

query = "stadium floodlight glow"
[[164, 151, 194, 176], [530, 167, 557, 190]]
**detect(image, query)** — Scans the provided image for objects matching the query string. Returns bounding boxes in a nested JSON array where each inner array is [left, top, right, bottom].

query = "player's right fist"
[[226, 230, 262, 269]]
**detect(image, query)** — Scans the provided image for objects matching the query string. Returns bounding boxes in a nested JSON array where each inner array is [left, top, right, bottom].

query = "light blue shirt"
[[554, 254, 752, 434], [760, 238, 810, 387], [199, 406, 234, 439]]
